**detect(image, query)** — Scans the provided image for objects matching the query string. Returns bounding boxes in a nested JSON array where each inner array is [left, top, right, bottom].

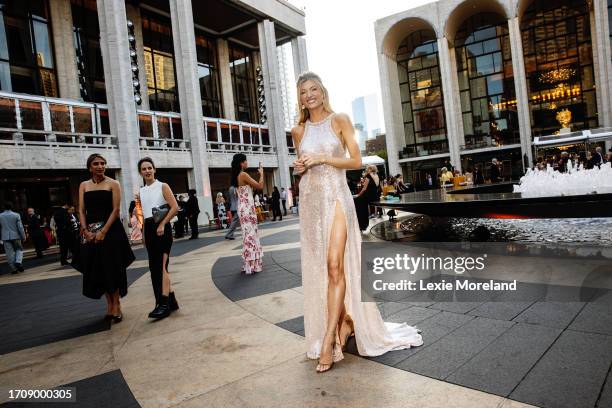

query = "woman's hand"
[[258, 163, 264, 175], [156, 223, 165, 236], [94, 230, 106, 243], [302, 154, 326, 169], [82, 230, 94, 243], [293, 158, 306, 174]]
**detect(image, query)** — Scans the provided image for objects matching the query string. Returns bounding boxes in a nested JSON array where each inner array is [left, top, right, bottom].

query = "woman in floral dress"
[[230, 153, 264, 274]]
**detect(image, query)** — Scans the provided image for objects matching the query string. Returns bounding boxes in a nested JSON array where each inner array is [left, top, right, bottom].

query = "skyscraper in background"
[[352, 94, 381, 152], [277, 42, 298, 130]]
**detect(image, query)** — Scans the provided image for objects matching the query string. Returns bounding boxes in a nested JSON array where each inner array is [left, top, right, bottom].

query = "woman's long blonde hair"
[[296, 71, 334, 125]]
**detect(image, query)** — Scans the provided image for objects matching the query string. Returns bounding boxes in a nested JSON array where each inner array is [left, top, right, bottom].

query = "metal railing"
[[137, 110, 189, 151], [460, 135, 521, 151], [203, 118, 276, 154], [0, 92, 285, 155], [0, 91, 115, 148]]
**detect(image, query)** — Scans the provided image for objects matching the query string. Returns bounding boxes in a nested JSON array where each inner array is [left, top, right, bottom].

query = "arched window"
[[396, 29, 448, 159], [455, 13, 519, 150], [521, 0, 597, 136]]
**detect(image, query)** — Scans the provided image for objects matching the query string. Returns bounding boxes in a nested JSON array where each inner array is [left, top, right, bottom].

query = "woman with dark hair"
[[137, 157, 179, 319], [231, 153, 264, 274], [76, 153, 135, 323], [271, 186, 282, 221]]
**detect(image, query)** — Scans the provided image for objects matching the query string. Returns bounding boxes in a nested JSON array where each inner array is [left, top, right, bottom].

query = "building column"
[[377, 51, 402, 176], [49, 0, 80, 100], [125, 4, 150, 111], [170, 0, 213, 220], [217, 39, 236, 120], [258, 19, 291, 190], [97, 0, 141, 216], [438, 37, 462, 172], [592, 1, 612, 132], [508, 17, 533, 168], [291, 36, 308, 77]]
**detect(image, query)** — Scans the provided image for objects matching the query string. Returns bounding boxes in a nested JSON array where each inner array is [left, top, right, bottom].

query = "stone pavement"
[[0, 216, 609, 407]]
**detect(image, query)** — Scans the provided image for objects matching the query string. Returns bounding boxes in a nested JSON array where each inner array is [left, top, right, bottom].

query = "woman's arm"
[[291, 126, 306, 175], [157, 183, 178, 236], [356, 177, 370, 197], [95, 181, 121, 242], [78, 182, 94, 241], [301, 113, 362, 170], [239, 168, 264, 190]]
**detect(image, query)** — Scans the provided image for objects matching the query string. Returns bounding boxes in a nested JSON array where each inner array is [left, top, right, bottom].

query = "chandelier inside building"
[[539, 68, 576, 84]]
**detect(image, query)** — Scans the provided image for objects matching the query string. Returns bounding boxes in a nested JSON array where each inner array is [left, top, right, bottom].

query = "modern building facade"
[[0, 0, 308, 223], [376, 0, 612, 185], [352, 93, 382, 145]]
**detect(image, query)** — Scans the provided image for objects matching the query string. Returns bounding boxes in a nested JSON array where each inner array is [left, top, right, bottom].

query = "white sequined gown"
[[299, 114, 423, 362]]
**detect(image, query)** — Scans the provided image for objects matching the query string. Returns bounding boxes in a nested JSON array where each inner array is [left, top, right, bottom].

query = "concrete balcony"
[[0, 92, 120, 169], [0, 92, 290, 171]]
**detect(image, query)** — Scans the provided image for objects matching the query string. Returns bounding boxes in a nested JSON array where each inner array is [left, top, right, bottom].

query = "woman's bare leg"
[[317, 202, 347, 372], [161, 253, 171, 296], [105, 293, 112, 315]]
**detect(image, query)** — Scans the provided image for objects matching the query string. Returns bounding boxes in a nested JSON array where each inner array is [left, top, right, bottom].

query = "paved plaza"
[[0, 217, 611, 408]]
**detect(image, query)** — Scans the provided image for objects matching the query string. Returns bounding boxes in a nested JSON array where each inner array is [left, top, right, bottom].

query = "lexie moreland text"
[[372, 279, 517, 291], [371, 254, 487, 275]]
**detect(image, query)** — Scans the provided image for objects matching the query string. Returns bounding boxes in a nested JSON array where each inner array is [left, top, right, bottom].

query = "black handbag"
[[152, 204, 170, 223]]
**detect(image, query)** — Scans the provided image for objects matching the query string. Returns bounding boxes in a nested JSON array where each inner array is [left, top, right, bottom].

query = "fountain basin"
[[376, 183, 612, 219]]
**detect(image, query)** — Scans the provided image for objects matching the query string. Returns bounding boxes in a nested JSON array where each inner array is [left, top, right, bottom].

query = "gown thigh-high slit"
[[299, 113, 423, 363]]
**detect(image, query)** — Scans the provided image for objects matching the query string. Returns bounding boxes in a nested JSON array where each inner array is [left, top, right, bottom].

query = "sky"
[[286, 0, 435, 133]]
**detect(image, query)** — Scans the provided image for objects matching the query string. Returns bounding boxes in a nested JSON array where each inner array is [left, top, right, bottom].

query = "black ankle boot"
[[169, 292, 179, 311], [148, 295, 171, 319]]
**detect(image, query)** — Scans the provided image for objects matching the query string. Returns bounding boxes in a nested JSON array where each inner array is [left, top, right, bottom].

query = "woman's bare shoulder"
[[332, 112, 351, 126], [291, 124, 305, 138]]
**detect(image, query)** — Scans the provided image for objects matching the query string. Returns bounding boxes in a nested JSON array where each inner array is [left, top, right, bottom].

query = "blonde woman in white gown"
[[291, 72, 422, 373]]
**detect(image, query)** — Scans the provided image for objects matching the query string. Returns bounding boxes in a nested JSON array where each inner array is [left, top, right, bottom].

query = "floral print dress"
[[238, 184, 263, 273]]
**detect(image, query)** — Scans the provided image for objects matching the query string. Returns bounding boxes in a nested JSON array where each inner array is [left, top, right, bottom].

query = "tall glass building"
[[376, 0, 612, 186], [0, 0, 308, 219]]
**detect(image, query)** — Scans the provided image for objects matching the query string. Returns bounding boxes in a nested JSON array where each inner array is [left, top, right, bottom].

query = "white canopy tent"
[[360, 155, 385, 167]]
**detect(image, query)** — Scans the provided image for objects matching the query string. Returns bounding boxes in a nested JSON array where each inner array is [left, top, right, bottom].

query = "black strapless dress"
[[74, 190, 135, 299]]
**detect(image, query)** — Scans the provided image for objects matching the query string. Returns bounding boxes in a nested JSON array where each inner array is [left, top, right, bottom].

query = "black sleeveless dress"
[[355, 174, 379, 231], [75, 190, 135, 299]]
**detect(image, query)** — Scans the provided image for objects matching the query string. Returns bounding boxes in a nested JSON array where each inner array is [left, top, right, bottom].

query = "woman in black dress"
[[354, 165, 381, 231], [271, 186, 282, 221], [75, 154, 135, 322]]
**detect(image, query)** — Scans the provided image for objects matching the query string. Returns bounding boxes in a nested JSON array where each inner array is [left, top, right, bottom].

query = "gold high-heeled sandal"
[[316, 333, 336, 373], [339, 315, 355, 351]]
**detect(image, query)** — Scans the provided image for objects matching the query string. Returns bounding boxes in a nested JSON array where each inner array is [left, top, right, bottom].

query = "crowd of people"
[[533, 146, 611, 172]]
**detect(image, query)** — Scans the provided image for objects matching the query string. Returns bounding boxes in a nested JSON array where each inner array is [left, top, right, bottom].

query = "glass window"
[[196, 31, 222, 118], [396, 29, 448, 159], [71, 0, 105, 103], [142, 11, 179, 112], [521, 0, 598, 136], [0, 0, 57, 96], [455, 12, 519, 149], [229, 43, 257, 123]]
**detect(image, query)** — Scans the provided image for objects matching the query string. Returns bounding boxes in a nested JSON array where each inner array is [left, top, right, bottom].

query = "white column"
[[258, 20, 291, 190], [592, 0, 612, 129], [126, 4, 150, 111], [438, 38, 462, 172], [97, 0, 141, 217], [170, 0, 213, 220], [49, 0, 80, 100], [217, 39, 236, 120], [377, 52, 402, 176], [291, 36, 309, 77], [508, 17, 533, 168]]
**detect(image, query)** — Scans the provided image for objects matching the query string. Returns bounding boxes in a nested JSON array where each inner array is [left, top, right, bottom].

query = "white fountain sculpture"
[[513, 161, 612, 198]]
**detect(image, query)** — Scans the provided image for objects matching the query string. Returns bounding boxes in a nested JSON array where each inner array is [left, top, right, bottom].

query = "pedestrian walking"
[[0, 202, 26, 274]]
